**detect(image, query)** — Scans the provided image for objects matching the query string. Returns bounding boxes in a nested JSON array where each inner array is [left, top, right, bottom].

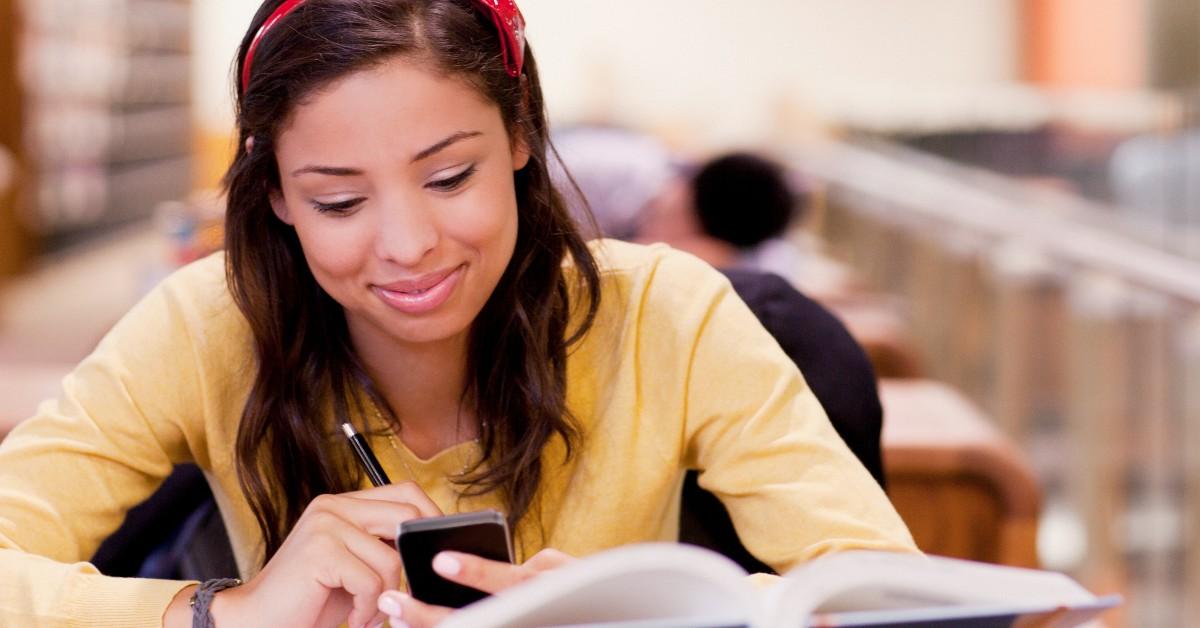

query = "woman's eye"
[[427, 165, 477, 192], [311, 198, 364, 214]]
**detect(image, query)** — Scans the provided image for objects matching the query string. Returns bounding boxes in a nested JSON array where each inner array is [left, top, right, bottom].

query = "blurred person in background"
[[638, 151, 855, 296], [550, 131, 853, 295], [0, 1, 915, 627]]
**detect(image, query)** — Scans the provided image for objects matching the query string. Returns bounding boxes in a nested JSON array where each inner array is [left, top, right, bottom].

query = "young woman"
[[0, 1, 917, 626]]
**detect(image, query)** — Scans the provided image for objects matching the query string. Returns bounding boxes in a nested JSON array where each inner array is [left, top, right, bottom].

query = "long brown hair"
[[223, 0, 601, 561]]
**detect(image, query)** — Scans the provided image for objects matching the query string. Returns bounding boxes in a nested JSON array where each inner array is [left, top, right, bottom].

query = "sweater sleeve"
[[0, 258, 228, 626], [661, 252, 918, 573]]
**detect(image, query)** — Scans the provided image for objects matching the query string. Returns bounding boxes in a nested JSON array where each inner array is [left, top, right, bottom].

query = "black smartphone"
[[396, 509, 514, 608]]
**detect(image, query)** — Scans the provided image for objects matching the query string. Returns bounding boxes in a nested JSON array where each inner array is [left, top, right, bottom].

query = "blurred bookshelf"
[[14, 0, 192, 254], [1, 0, 32, 276]]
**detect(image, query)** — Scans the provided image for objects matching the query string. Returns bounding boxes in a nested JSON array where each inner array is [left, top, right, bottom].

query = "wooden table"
[[881, 378, 1042, 568], [826, 296, 924, 379]]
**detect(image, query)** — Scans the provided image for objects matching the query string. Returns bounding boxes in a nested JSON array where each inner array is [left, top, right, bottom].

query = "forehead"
[[275, 57, 505, 160]]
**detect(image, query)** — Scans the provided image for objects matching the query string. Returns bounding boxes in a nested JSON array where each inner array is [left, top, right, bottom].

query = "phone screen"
[[396, 510, 513, 608]]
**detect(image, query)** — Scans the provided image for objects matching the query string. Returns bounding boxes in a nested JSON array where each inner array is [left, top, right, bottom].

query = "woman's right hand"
[[210, 482, 442, 628]]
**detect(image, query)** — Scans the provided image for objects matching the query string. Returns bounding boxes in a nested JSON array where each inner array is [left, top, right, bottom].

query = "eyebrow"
[[290, 165, 363, 178], [290, 130, 484, 178], [411, 130, 483, 163]]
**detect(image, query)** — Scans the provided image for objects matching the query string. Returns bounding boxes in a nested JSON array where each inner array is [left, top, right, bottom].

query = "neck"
[[348, 318, 477, 451]]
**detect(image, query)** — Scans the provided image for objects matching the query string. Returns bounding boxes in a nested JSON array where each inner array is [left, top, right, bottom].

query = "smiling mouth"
[[371, 265, 466, 315], [376, 265, 459, 292]]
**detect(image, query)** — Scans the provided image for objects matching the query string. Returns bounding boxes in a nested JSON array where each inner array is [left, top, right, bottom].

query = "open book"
[[441, 543, 1120, 628]]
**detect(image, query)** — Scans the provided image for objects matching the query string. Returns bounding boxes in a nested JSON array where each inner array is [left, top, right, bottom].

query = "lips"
[[377, 266, 459, 294], [371, 265, 465, 315]]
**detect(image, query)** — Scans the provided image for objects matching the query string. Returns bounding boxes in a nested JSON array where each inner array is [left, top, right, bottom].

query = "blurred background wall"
[[192, 0, 1022, 185]]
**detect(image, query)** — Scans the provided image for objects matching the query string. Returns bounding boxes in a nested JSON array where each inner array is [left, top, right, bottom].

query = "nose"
[[373, 195, 439, 267]]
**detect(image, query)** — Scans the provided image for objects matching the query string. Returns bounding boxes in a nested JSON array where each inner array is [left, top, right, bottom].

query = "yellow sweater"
[[0, 240, 915, 627]]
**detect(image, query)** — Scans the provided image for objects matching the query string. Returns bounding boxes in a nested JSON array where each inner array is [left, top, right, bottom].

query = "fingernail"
[[433, 552, 461, 577], [378, 592, 405, 617]]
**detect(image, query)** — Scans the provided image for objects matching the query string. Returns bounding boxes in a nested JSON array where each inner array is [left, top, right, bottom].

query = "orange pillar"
[[1022, 0, 1147, 90]]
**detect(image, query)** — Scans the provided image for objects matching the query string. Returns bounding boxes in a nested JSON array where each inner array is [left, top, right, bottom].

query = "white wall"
[[520, 0, 1019, 144], [191, 0, 259, 133], [192, 0, 1019, 147]]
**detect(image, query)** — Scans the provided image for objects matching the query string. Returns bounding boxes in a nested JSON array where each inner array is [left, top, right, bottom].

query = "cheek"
[[293, 216, 373, 281], [446, 176, 520, 251], [447, 202, 517, 249]]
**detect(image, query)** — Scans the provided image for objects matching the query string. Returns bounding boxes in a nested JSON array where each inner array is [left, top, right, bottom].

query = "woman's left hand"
[[376, 548, 574, 627]]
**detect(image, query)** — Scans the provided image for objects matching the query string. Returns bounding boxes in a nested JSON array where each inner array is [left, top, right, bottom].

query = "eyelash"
[[312, 198, 362, 214], [309, 165, 478, 214], [428, 164, 477, 192]]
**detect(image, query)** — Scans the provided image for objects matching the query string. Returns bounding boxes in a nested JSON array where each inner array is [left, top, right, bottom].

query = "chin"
[[382, 314, 473, 346]]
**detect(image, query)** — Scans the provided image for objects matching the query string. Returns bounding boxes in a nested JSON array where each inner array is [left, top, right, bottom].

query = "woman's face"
[[270, 57, 528, 350]]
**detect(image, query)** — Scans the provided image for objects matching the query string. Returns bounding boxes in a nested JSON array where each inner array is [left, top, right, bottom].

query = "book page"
[[441, 543, 760, 628], [763, 552, 1110, 627]]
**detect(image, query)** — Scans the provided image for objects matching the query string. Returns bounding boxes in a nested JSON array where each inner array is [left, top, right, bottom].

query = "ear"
[[245, 135, 293, 224], [511, 77, 534, 172], [269, 189, 293, 225], [511, 133, 531, 172]]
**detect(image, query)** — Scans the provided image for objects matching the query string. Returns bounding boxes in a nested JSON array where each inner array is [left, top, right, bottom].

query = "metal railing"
[[794, 137, 1200, 628]]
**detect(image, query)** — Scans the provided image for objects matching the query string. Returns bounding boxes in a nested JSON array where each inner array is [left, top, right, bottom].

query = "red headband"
[[241, 0, 307, 92], [240, 0, 527, 92], [477, 0, 526, 78]]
